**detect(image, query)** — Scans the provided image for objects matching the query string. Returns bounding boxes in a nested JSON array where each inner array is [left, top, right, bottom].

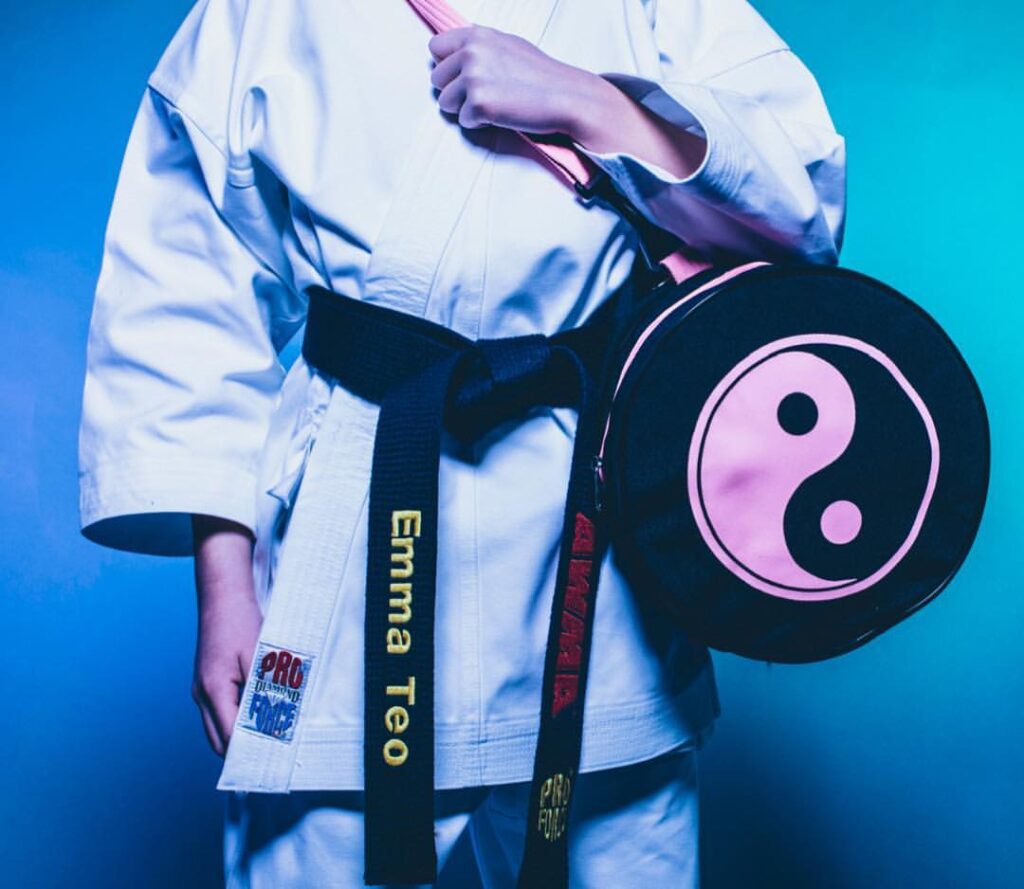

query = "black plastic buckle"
[[574, 170, 680, 277], [573, 173, 606, 203]]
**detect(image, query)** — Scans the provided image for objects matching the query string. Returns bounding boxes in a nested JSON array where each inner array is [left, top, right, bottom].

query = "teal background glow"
[[1, 1, 1019, 885]]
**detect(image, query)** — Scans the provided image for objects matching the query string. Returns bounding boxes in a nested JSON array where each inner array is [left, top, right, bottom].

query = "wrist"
[[560, 72, 708, 180], [558, 70, 636, 149]]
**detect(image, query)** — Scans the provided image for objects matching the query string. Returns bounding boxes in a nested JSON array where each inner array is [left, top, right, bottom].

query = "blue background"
[[2, 1, 1020, 886]]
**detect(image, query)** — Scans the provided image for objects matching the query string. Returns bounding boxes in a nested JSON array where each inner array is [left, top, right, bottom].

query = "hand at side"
[[191, 515, 262, 757]]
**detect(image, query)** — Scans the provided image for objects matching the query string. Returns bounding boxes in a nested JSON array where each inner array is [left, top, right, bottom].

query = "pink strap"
[[404, 0, 711, 284]]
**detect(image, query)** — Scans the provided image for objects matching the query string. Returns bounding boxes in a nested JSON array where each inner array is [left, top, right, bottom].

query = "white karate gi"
[[79, 0, 844, 882]]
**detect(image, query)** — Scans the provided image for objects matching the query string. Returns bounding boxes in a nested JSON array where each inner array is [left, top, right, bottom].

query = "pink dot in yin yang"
[[819, 499, 862, 545]]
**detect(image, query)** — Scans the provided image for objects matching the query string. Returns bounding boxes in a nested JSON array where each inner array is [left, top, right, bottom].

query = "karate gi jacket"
[[78, 0, 846, 792]]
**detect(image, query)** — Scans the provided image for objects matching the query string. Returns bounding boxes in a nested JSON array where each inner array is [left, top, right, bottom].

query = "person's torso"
[[156, 0, 720, 791]]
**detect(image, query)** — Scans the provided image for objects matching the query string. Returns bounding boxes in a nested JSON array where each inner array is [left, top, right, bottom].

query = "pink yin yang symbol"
[[687, 334, 940, 601]]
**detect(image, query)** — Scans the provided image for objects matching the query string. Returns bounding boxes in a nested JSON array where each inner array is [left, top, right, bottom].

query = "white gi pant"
[[224, 746, 700, 888]]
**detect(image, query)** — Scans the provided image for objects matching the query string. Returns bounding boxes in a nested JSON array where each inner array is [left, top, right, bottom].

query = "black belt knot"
[[447, 334, 578, 443]]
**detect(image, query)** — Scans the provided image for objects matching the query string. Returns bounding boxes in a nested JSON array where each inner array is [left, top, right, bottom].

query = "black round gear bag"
[[598, 262, 990, 663]]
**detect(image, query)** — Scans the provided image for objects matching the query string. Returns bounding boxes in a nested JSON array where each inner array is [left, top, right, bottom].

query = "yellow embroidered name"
[[382, 676, 416, 766], [383, 511, 421, 768]]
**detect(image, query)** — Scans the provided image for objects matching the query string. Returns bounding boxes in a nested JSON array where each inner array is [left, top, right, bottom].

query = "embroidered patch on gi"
[[237, 642, 315, 744]]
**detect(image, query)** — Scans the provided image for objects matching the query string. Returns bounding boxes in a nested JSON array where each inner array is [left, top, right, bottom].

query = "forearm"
[[558, 69, 707, 181], [554, 60, 843, 263], [192, 515, 257, 611]]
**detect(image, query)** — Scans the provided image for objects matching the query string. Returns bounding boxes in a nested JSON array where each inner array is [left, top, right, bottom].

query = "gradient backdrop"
[[2, 1, 1020, 886]]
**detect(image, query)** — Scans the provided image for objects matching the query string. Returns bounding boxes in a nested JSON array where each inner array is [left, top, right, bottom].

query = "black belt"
[[301, 281, 631, 886]]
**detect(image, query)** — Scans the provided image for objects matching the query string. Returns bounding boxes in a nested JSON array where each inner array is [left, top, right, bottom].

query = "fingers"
[[193, 679, 225, 756], [434, 61, 493, 128], [192, 673, 241, 758], [426, 26, 506, 130], [429, 50, 462, 91], [437, 77, 468, 117], [427, 26, 475, 61], [198, 698, 226, 757], [438, 77, 494, 129], [211, 681, 240, 752]]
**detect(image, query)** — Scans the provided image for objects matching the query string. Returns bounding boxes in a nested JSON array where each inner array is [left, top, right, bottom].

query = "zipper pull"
[[592, 455, 606, 513]]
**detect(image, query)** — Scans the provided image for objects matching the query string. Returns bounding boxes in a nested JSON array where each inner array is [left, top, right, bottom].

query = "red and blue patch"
[[238, 642, 314, 744]]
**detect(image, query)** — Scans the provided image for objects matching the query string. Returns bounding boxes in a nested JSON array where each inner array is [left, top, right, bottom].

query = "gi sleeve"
[[572, 0, 846, 264], [78, 84, 295, 557]]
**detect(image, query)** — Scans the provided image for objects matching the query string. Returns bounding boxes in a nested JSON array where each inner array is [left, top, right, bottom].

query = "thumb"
[[237, 643, 257, 687], [209, 678, 242, 750]]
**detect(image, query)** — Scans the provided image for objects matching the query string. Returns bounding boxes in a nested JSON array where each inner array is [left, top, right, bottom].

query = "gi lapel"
[[362, 0, 564, 317]]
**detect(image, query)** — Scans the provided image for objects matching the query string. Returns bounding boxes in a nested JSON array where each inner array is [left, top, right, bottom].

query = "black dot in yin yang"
[[777, 392, 818, 436]]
